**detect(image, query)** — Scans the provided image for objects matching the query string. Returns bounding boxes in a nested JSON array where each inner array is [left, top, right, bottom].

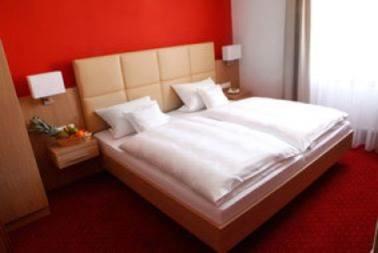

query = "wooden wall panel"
[[0, 40, 49, 224], [20, 88, 85, 128], [215, 60, 240, 88]]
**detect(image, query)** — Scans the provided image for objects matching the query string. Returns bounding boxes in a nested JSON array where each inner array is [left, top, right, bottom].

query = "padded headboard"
[[73, 42, 216, 132]]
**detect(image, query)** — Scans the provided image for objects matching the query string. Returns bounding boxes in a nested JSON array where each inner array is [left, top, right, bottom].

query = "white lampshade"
[[27, 71, 66, 99], [222, 44, 242, 61]]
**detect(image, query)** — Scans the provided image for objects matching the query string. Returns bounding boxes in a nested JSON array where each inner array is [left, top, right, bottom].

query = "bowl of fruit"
[[28, 117, 92, 147]]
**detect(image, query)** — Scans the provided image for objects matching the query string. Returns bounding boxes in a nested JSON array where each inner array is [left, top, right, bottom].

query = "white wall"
[[232, 0, 287, 98]]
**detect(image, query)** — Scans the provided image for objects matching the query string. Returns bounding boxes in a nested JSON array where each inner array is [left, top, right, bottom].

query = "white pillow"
[[125, 101, 170, 133], [95, 96, 151, 138], [172, 78, 216, 112], [198, 85, 229, 109]]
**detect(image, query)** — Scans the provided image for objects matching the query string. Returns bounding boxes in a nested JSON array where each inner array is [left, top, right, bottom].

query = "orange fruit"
[[75, 130, 85, 138]]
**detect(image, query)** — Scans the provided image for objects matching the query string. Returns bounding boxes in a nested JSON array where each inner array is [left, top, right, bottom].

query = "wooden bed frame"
[[72, 42, 353, 252], [101, 131, 352, 252]]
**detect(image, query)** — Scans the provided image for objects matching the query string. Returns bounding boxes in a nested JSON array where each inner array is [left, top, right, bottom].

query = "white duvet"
[[204, 97, 348, 152], [120, 117, 298, 205]]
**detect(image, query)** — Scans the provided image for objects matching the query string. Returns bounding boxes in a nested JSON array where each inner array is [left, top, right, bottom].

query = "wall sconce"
[[27, 71, 66, 105], [222, 44, 242, 65]]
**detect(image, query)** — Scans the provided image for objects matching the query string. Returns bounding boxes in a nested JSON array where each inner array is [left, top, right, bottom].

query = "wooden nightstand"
[[48, 138, 100, 169], [225, 90, 251, 101]]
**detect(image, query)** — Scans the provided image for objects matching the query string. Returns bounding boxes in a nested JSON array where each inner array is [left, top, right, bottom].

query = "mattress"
[[95, 118, 352, 226]]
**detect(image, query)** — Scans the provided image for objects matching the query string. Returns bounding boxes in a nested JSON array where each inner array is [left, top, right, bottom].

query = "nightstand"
[[48, 138, 100, 169], [225, 90, 251, 101]]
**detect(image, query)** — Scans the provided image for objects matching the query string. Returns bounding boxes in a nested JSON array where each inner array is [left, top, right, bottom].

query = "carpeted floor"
[[10, 148, 378, 253]]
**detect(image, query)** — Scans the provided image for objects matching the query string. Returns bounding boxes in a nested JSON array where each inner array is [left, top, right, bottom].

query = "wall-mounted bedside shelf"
[[225, 90, 252, 101], [48, 139, 99, 169]]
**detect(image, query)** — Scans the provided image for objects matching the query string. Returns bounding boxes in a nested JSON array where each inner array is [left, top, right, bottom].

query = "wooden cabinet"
[[0, 40, 49, 228]]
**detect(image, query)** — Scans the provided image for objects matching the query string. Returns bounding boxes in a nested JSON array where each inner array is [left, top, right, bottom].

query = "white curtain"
[[310, 0, 378, 152]]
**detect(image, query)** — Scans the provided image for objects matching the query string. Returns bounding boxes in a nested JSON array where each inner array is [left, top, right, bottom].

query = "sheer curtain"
[[310, 0, 378, 152]]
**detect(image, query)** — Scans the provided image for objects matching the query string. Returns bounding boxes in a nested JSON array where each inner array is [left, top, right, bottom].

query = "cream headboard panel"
[[73, 42, 216, 132]]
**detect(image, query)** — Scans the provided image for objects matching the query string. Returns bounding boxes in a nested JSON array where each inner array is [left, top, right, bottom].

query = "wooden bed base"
[[102, 131, 353, 252]]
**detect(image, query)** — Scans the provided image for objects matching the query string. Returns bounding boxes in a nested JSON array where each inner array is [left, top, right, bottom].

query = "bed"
[[73, 42, 353, 252]]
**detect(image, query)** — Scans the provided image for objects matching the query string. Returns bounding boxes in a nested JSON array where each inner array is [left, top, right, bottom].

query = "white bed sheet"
[[167, 109, 205, 118], [95, 117, 352, 226]]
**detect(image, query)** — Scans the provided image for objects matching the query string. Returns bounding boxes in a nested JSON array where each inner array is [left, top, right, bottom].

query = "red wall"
[[0, 0, 232, 97]]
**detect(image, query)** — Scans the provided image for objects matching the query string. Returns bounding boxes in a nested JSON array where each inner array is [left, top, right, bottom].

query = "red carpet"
[[10, 148, 378, 253]]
